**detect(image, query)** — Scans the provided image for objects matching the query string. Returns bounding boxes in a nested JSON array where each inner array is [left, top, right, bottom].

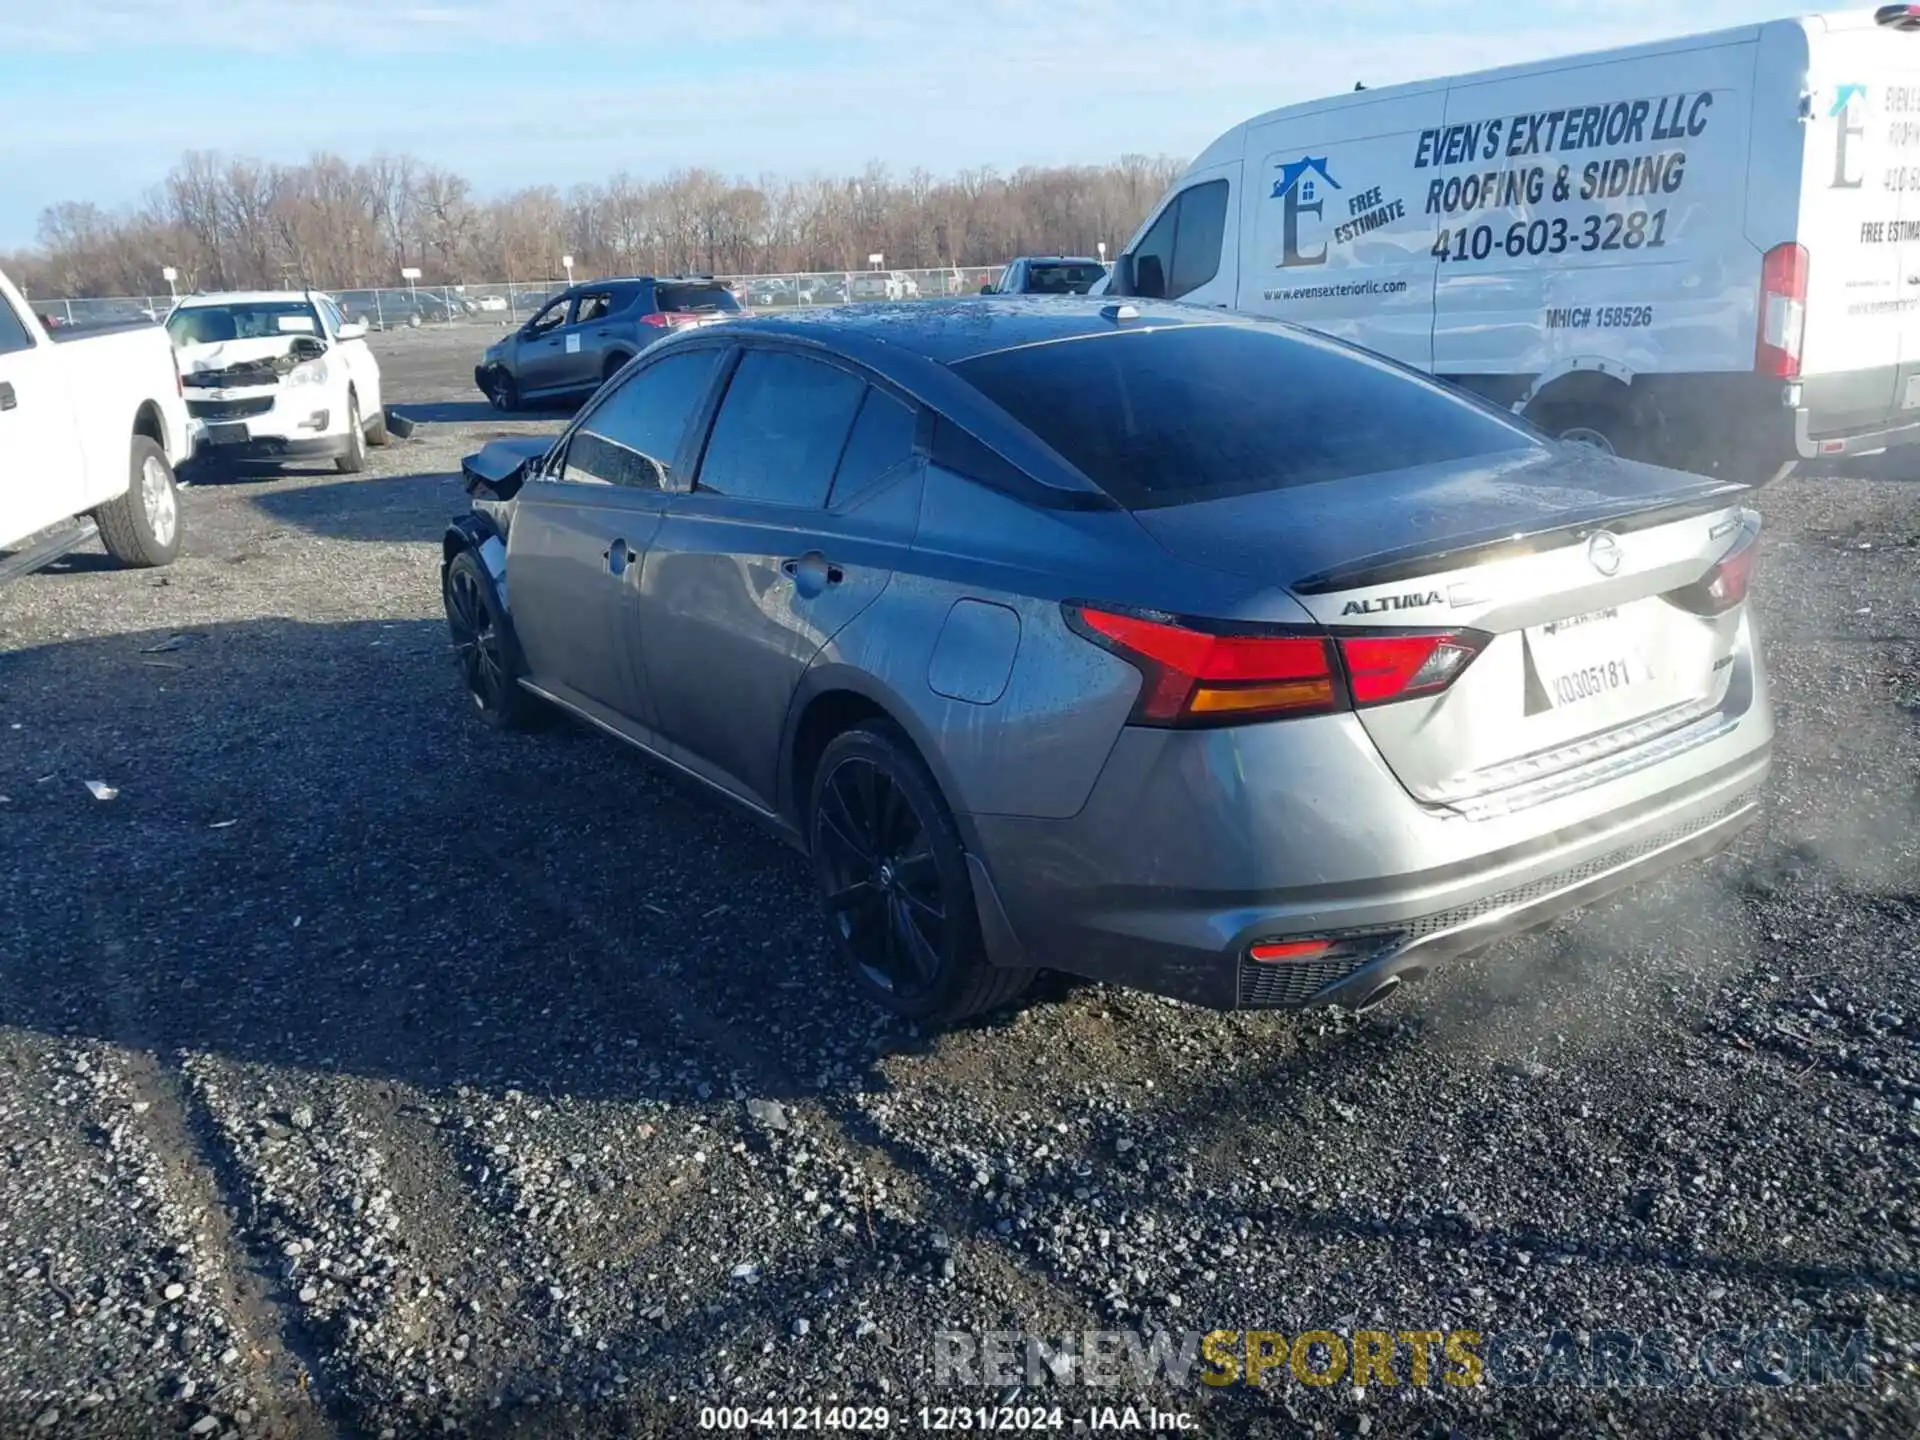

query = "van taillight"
[[1756, 243, 1808, 379], [1064, 604, 1488, 727]]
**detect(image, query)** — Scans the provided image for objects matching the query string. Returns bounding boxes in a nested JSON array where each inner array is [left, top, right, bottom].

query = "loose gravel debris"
[[0, 326, 1915, 1436]]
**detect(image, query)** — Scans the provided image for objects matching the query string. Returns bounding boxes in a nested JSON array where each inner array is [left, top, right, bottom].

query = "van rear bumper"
[[1792, 401, 1920, 459]]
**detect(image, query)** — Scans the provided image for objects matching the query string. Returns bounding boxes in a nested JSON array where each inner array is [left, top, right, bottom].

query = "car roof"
[[703, 295, 1230, 367], [1016, 256, 1103, 265], [175, 291, 327, 307]]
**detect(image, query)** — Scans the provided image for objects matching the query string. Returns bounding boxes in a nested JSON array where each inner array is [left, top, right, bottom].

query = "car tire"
[[442, 547, 550, 730], [365, 405, 390, 447], [335, 393, 367, 474], [809, 721, 1035, 1025], [487, 368, 519, 412], [95, 435, 182, 569]]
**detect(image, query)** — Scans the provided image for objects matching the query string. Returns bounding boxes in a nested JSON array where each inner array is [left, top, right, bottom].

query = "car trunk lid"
[[1132, 447, 1757, 809]]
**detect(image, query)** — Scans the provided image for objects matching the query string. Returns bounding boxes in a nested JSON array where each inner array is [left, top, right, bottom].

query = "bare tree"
[[14, 148, 1189, 296]]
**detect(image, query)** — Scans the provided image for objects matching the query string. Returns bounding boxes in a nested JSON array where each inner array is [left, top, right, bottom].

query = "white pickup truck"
[[0, 267, 194, 583]]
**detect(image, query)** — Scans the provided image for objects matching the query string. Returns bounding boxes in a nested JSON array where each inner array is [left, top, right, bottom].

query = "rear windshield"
[[1024, 263, 1105, 294], [951, 323, 1538, 508], [656, 282, 741, 315]]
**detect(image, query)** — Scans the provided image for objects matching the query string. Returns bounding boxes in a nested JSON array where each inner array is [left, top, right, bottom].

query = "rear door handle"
[[0, 381, 13, 411], [603, 537, 635, 576]]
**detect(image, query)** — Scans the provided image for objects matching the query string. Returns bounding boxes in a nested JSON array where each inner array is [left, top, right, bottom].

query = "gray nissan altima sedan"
[[441, 297, 1772, 1024]]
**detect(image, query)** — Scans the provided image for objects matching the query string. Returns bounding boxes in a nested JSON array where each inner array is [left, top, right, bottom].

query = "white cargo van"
[[1104, 5, 1920, 479]]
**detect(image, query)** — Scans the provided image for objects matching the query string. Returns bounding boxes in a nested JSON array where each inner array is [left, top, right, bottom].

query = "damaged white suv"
[[166, 291, 385, 473]]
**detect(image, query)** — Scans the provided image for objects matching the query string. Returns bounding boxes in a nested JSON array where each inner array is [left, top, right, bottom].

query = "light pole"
[[401, 266, 421, 303], [1097, 241, 1108, 265], [562, 254, 575, 289], [161, 265, 177, 318]]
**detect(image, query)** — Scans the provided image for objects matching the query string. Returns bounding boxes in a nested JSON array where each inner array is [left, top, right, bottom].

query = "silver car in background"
[[442, 298, 1772, 1024]]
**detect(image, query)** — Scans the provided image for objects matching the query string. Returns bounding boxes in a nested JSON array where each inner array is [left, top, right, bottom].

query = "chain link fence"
[[24, 265, 1018, 331]]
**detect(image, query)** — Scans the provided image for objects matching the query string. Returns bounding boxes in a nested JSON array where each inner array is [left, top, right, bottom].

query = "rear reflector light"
[[1065, 604, 1488, 727], [1666, 527, 1761, 616], [1756, 243, 1808, 380], [1249, 939, 1333, 963]]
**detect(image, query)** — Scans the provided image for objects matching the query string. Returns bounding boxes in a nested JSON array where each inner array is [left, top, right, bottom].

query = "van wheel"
[[95, 437, 182, 568], [1528, 399, 1641, 460]]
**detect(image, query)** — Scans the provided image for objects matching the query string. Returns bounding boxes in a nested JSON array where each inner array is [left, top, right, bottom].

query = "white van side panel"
[[1431, 36, 1763, 386], [1238, 91, 1448, 368]]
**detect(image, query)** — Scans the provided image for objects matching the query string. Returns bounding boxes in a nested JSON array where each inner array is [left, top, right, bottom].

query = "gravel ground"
[[0, 325, 1915, 1438]]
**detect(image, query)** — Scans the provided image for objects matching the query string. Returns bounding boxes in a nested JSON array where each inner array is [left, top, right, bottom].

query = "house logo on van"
[[1272, 157, 1343, 269], [1272, 156, 1409, 270]]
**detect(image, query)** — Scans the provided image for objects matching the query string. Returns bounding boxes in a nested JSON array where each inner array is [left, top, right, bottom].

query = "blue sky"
[[0, 0, 1801, 249]]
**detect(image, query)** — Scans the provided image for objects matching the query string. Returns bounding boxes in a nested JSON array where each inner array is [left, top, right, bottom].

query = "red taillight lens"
[[1065, 605, 1488, 726], [1756, 242, 1808, 379], [1667, 530, 1760, 616], [1337, 633, 1487, 706], [640, 312, 670, 327], [1249, 939, 1334, 963], [1066, 605, 1339, 725]]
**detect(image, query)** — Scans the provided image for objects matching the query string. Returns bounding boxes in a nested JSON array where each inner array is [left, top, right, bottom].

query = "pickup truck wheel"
[[443, 548, 550, 730], [365, 406, 390, 447], [335, 394, 368, 474], [95, 436, 182, 569]]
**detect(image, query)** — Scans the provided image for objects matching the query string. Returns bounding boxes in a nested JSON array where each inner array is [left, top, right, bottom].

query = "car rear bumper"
[[964, 639, 1772, 1010]]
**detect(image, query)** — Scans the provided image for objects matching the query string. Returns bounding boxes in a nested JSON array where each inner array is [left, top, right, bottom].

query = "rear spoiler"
[[1290, 484, 1749, 594]]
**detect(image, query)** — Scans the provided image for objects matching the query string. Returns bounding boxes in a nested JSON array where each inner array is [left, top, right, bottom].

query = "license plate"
[[1904, 375, 1920, 410], [1525, 608, 1654, 711], [206, 422, 249, 446]]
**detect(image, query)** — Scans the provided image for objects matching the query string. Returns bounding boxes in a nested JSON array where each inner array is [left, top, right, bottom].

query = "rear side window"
[[697, 350, 866, 507], [828, 388, 918, 506], [560, 348, 721, 489], [657, 282, 742, 316], [952, 324, 1538, 508], [0, 294, 32, 355]]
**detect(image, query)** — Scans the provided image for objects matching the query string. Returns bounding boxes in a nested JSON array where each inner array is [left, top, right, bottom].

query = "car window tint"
[[575, 292, 613, 324], [560, 349, 721, 489], [0, 293, 32, 355], [697, 350, 866, 508], [529, 301, 568, 334], [953, 324, 1537, 509], [828, 388, 918, 506], [1168, 180, 1229, 297]]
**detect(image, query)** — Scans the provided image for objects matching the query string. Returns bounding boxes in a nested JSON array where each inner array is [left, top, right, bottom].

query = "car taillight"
[[1756, 242, 1808, 379], [1666, 529, 1761, 616], [1064, 605, 1487, 727], [1339, 633, 1486, 706], [640, 312, 670, 327]]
